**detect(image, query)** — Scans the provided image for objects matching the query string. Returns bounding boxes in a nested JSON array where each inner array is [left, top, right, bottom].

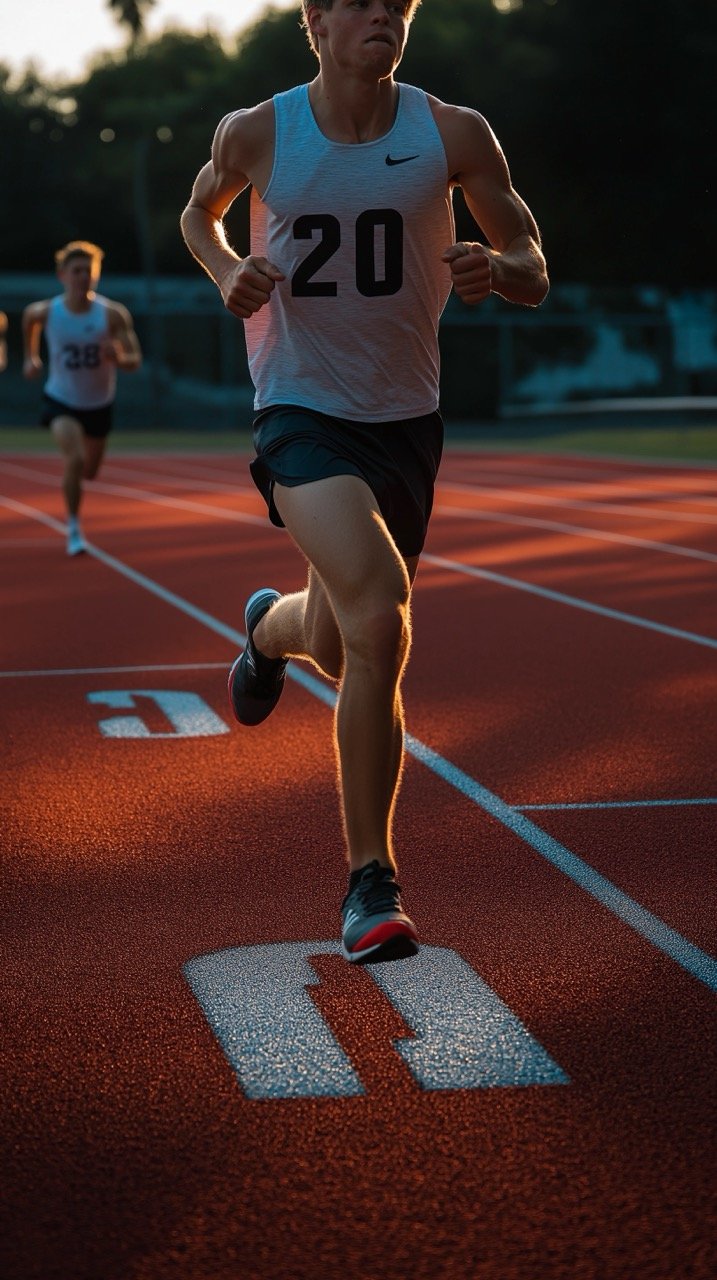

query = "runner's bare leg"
[[254, 475, 418, 873]]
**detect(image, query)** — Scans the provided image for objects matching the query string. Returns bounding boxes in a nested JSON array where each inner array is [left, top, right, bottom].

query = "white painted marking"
[[370, 946, 567, 1090], [87, 689, 229, 738], [184, 943, 567, 1099], [405, 736, 717, 994], [422, 553, 717, 651], [0, 460, 266, 527], [184, 942, 363, 1100], [100, 461, 249, 493], [434, 503, 717, 564], [439, 479, 717, 525]]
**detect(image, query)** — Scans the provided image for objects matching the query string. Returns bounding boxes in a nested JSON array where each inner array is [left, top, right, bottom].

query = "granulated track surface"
[[2, 446, 715, 1280]]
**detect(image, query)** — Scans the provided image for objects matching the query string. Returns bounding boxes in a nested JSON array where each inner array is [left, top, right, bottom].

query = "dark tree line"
[[0, 0, 713, 287]]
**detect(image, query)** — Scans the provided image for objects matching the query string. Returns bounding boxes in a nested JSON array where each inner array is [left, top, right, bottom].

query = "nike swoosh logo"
[[385, 154, 419, 166]]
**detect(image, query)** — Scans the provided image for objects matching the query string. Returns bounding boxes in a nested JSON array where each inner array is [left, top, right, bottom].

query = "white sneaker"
[[66, 527, 87, 557]]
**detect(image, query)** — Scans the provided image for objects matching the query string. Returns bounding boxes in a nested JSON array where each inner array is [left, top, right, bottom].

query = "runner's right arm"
[[180, 104, 285, 320], [22, 300, 50, 378]]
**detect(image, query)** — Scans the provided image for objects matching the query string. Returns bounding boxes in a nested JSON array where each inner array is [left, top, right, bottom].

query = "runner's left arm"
[[433, 100, 549, 308], [106, 303, 142, 371]]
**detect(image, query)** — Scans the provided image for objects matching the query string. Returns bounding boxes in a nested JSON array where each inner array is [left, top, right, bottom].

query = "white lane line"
[[91, 463, 717, 564], [105, 453, 717, 508], [422, 553, 717, 651], [434, 504, 717, 565], [113, 456, 256, 486], [406, 737, 717, 994], [0, 495, 67, 533], [440, 458, 717, 496], [440, 465, 717, 494], [439, 480, 717, 526], [5, 493, 715, 994], [100, 460, 252, 494], [0, 662, 228, 679], [444, 447, 717, 474], [6, 457, 714, 565], [0, 460, 266, 527], [112, 454, 717, 529], [439, 468, 717, 509], [3, 486, 715, 657]]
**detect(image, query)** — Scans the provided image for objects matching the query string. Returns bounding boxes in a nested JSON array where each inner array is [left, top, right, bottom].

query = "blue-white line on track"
[[422, 553, 717, 651], [5, 493, 716, 993]]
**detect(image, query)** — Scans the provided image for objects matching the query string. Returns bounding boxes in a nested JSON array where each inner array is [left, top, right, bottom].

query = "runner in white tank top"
[[245, 80, 454, 421], [22, 241, 142, 556], [182, 0, 548, 963], [44, 294, 116, 410]]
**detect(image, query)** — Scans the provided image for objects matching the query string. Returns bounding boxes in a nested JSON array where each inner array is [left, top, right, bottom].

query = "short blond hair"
[[54, 240, 104, 273], [300, 1, 422, 58]]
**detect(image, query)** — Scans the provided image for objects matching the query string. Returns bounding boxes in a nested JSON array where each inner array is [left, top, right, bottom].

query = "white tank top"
[[44, 294, 116, 409], [246, 83, 455, 422]]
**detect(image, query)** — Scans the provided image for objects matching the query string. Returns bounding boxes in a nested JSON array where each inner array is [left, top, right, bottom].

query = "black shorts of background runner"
[[250, 406, 444, 559], [40, 394, 114, 440]]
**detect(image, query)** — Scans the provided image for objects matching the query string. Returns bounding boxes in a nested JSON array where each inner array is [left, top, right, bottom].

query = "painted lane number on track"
[[184, 942, 568, 1099], [87, 689, 229, 738]]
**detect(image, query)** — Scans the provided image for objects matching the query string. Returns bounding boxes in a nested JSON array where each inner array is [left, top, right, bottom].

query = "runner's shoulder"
[[96, 295, 133, 327], [425, 94, 499, 176], [213, 99, 275, 174], [24, 297, 53, 322]]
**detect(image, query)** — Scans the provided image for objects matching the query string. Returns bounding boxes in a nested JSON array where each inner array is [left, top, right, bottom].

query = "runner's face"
[[312, 0, 411, 74], [59, 257, 98, 301]]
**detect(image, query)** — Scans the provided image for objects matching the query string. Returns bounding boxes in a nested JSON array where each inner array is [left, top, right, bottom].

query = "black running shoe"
[[341, 860, 419, 964], [227, 588, 287, 726]]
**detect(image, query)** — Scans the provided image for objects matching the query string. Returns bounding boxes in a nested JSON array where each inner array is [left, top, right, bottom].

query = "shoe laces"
[[345, 863, 402, 915], [247, 639, 286, 695]]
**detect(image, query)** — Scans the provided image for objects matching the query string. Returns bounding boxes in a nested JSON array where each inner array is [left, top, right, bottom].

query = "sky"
[[3, 0, 298, 82]]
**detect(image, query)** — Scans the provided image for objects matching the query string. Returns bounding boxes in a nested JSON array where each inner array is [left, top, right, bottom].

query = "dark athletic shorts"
[[249, 405, 444, 558], [41, 394, 114, 439]]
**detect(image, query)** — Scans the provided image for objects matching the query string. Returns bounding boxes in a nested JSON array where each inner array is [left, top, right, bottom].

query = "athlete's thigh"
[[273, 475, 408, 612]]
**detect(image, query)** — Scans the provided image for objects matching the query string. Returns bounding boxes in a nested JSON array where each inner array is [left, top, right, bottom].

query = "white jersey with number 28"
[[44, 294, 116, 409]]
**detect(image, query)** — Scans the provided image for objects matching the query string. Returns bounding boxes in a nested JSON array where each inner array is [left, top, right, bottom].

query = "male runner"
[[181, 0, 548, 963], [22, 241, 142, 555]]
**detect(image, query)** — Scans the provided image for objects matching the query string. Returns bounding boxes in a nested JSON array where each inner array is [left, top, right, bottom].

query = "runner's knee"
[[342, 598, 410, 674]]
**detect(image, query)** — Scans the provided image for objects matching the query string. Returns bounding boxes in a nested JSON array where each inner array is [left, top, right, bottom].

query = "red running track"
[[1, 446, 716, 1280]]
